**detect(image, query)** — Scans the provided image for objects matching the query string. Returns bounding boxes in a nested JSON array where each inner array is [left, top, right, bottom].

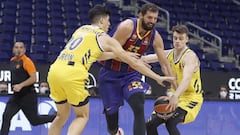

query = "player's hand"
[[156, 76, 176, 87], [140, 56, 152, 69], [126, 52, 141, 59], [12, 84, 23, 92], [138, 59, 152, 69], [166, 94, 178, 112], [115, 52, 140, 61]]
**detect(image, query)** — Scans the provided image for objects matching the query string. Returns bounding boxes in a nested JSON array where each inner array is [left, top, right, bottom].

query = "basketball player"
[[98, 3, 177, 135], [143, 24, 203, 135], [47, 5, 174, 135]]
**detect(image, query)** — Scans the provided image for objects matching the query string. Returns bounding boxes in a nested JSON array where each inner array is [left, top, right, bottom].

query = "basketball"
[[154, 96, 172, 114]]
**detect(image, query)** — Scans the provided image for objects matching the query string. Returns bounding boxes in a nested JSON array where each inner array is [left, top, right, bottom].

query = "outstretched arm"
[[98, 52, 140, 61], [99, 34, 175, 86], [153, 32, 172, 75], [153, 32, 177, 88], [141, 53, 158, 63], [141, 50, 171, 63], [98, 52, 116, 60]]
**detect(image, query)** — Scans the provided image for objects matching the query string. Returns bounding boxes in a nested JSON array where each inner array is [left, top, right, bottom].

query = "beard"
[[141, 19, 155, 31]]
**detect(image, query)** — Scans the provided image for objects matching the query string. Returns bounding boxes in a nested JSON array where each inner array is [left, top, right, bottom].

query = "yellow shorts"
[[178, 95, 203, 124], [47, 63, 89, 106]]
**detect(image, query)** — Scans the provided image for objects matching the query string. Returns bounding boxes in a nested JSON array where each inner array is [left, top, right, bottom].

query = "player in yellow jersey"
[[142, 24, 203, 135], [47, 5, 175, 135]]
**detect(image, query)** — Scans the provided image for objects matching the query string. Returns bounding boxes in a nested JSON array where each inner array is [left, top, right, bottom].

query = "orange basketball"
[[154, 96, 172, 114]]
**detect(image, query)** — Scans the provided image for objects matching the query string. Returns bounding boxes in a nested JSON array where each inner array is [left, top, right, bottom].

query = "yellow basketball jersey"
[[167, 48, 203, 123], [54, 25, 105, 71], [167, 48, 203, 97]]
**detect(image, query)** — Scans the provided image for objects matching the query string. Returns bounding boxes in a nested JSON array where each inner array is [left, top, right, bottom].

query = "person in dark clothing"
[[0, 42, 56, 135]]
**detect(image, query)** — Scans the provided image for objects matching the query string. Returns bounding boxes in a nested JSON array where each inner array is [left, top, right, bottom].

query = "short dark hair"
[[139, 3, 158, 15], [88, 5, 111, 24], [172, 24, 189, 35]]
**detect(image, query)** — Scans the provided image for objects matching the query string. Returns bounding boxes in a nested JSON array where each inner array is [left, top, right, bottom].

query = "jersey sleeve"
[[23, 58, 37, 75]]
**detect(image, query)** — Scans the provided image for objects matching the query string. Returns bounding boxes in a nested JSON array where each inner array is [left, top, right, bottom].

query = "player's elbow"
[[30, 75, 37, 84], [33, 76, 37, 82]]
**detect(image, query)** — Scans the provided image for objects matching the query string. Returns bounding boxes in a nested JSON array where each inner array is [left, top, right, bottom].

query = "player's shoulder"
[[183, 49, 200, 62], [185, 49, 198, 58], [122, 18, 134, 24], [22, 55, 35, 64], [97, 33, 111, 45], [98, 32, 110, 39], [118, 19, 134, 29]]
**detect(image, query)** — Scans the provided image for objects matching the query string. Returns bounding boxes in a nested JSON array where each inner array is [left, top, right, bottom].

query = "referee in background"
[[0, 42, 56, 135]]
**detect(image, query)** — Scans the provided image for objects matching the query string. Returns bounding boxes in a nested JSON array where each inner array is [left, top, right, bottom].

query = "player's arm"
[[15, 73, 36, 89], [98, 52, 140, 60], [98, 52, 116, 60], [112, 19, 133, 46], [141, 50, 171, 63], [97, 19, 134, 61], [168, 52, 199, 111], [99, 34, 175, 86], [173, 52, 199, 97], [153, 32, 177, 88], [13, 59, 36, 92], [153, 32, 172, 75]]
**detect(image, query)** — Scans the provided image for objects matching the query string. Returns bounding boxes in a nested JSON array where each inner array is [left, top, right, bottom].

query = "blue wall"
[[0, 96, 239, 135]]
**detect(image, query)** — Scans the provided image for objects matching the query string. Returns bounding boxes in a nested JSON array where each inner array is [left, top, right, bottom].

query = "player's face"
[[173, 32, 189, 50], [140, 11, 158, 31], [13, 42, 26, 57], [101, 15, 110, 32]]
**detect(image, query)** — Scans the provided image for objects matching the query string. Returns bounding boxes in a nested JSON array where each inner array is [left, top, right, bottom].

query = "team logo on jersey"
[[142, 37, 149, 45], [16, 64, 20, 69], [142, 40, 149, 45], [129, 34, 137, 41]]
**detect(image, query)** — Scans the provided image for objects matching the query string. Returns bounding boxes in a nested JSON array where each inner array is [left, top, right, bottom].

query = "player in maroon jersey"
[[99, 3, 176, 135]]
